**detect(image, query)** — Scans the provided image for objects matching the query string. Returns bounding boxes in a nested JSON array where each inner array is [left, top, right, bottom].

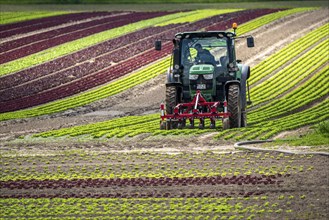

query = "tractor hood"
[[189, 64, 214, 75]]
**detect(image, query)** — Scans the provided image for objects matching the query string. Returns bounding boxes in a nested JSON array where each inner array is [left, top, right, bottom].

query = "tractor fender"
[[240, 65, 250, 110]]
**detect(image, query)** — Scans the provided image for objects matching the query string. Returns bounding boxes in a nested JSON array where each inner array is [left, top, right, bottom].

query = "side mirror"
[[247, 36, 254, 48], [155, 40, 162, 51]]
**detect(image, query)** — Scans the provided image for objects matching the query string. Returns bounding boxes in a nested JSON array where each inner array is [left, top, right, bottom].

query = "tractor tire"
[[227, 84, 241, 128], [165, 86, 180, 129], [166, 86, 179, 115]]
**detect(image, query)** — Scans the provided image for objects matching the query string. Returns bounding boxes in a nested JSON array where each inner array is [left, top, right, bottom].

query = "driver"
[[194, 43, 216, 65]]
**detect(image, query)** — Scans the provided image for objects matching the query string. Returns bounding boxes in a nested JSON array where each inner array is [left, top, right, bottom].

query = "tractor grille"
[[190, 78, 213, 90]]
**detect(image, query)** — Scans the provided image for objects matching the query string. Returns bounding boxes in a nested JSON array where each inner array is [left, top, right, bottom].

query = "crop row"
[[0, 11, 113, 38], [235, 7, 316, 36], [0, 11, 175, 64], [0, 196, 308, 219], [1, 12, 126, 48], [0, 10, 197, 76]]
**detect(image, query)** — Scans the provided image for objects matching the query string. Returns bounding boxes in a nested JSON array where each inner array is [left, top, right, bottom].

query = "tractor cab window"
[[181, 37, 228, 68]]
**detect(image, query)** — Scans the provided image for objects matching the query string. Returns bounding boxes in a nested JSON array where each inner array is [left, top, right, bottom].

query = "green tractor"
[[156, 23, 254, 130]]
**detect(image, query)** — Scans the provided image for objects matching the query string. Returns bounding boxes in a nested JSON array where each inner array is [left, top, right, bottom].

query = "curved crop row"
[[0, 196, 309, 219], [214, 99, 329, 140]]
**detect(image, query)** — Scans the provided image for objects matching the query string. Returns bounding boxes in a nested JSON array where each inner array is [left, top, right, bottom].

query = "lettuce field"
[[0, 5, 328, 219]]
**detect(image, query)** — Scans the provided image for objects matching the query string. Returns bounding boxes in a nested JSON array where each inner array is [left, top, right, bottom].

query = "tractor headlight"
[[189, 74, 199, 80], [203, 74, 213, 80]]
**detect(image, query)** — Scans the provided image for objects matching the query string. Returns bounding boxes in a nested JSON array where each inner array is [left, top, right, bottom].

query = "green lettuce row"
[[250, 23, 329, 85], [0, 197, 299, 219]]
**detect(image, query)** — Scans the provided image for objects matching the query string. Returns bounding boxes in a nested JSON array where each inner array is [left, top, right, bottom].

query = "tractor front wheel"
[[227, 84, 242, 128]]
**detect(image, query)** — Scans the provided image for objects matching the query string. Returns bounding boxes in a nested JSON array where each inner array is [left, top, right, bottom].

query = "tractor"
[[155, 23, 254, 130]]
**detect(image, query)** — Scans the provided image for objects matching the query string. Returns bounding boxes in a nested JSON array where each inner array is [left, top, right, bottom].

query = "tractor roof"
[[175, 31, 236, 39]]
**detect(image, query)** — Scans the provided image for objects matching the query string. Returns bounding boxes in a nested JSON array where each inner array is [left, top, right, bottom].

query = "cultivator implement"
[[160, 91, 230, 130]]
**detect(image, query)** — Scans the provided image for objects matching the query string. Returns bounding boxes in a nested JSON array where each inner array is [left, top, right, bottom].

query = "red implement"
[[160, 90, 230, 129]]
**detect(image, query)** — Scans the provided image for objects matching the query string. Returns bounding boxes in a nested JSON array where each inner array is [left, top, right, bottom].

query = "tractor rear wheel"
[[165, 86, 180, 129], [166, 86, 179, 114], [227, 84, 241, 128]]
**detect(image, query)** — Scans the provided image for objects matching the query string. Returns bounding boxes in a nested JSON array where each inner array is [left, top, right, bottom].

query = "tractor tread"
[[166, 86, 178, 115], [228, 84, 241, 128]]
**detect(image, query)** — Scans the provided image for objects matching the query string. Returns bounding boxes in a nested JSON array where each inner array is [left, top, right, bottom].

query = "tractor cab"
[[155, 24, 254, 130], [178, 32, 237, 102]]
